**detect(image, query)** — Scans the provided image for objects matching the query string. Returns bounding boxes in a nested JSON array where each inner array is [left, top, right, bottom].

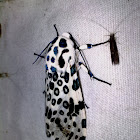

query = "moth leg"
[[79, 40, 109, 50], [78, 62, 94, 79], [78, 62, 111, 85], [34, 53, 45, 59]]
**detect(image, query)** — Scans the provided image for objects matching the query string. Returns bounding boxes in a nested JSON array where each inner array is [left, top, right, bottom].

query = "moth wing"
[[45, 70, 86, 140]]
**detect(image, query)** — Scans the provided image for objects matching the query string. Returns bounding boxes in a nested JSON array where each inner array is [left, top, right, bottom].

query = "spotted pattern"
[[71, 64, 76, 76], [72, 78, 80, 91], [45, 106, 48, 116], [53, 110, 57, 115], [45, 64, 48, 71], [64, 118, 67, 123], [51, 66, 56, 72], [79, 136, 86, 140], [57, 80, 63, 86], [54, 88, 59, 96], [58, 49, 69, 68], [75, 135, 78, 139], [47, 93, 51, 101], [53, 72, 58, 81], [47, 55, 49, 61], [73, 121, 77, 127], [45, 34, 86, 140], [63, 85, 69, 94], [63, 101, 69, 109], [46, 123, 49, 129], [57, 98, 62, 105], [52, 98, 56, 106], [47, 109, 52, 119], [51, 57, 55, 63], [46, 131, 51, 137], [49, 82, 54, 90], [51, 118, 55, 122], [53, 46, 58, 55], [59, 110, 64, 115], [48, 73, 52, 78], [59, 38, 67, 48], [64, 72, 69, 83], [81, 119, 86, 128]]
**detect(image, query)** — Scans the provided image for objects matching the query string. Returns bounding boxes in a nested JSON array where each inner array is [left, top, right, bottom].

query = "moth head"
[[62, 32, 71, 38]]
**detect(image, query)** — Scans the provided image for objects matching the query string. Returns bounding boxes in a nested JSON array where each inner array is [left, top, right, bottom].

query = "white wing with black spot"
[[45, 34, 87, 140]]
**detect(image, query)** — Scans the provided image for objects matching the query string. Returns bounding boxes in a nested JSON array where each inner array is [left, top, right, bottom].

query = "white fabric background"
[[0, 0, 140, 140]]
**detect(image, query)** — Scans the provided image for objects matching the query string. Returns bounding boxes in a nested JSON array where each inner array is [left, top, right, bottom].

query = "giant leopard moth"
[[33, 25, 113, 140]]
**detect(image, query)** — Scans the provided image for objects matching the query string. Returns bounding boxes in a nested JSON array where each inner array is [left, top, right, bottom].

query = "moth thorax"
[[62, 32, 71, 38]]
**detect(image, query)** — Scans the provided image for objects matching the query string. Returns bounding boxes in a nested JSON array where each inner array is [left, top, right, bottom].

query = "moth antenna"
[[114, 7, 139, 31], [88, 18, 110, 33], [54, 24, 59, 36]]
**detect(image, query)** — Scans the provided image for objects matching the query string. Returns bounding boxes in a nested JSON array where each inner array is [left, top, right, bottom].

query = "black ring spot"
[[46, 131, 51, 137], [53, 72, 58, 82], [63, 85, 69, 94], [57, 79, 63, 86], [48, 73, 52, 78], [59, 110, 64, 115], [47, 93, 51, 101], [52, 98, 56, 106], [54, 88, 59, 96], [63, 101, 69, 109]]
